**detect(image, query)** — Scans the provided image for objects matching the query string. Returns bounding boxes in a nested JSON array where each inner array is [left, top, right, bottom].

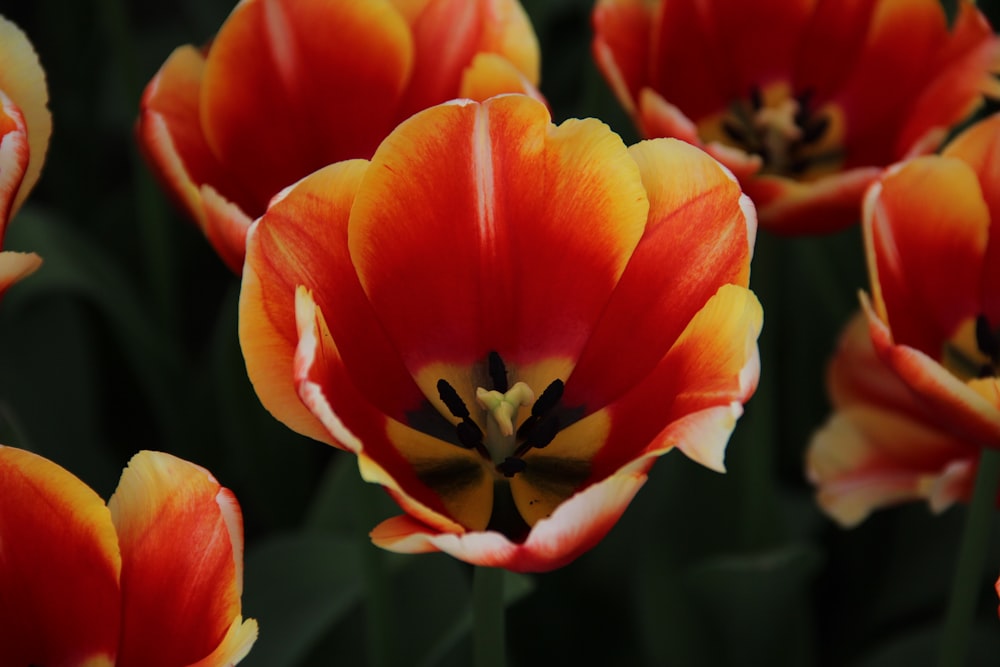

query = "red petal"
[[241, 159, 424, 435], [592, 0, 654, 114], [349, 95, 648, 387], [111, 451, 256, 667], [0, 446, 120, 667], [200, 0, 413, 218], [564, 138, 754, 411], [863, 155, 988, 357], [0, 93, 28, 241], [942, 113, 1000, 325], [747, 167, 882, 235]]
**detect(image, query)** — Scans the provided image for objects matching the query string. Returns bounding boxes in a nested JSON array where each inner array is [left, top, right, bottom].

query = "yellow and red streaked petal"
[[370, 467, 648, 572], [0, 251, 42, 296], [348, 95, 648, 394], [591, 0, 654, 115], [397, 0, 540, 119], [459, 53, 544, 104], [0, 16, 50, 220], [0, 93, 28, 235], [294, 286, 493, 531], [200, 185, 254, 275], [806, 405, 977, 526], [584, 284, 762, 478], [109, 451, 256, 667], [863, 156, 988, 357], [200, 0, 413, 218], [942, 113, 1000, 325], [0, 446, 120, 667], [833, 0, 988, 167], [241, 160, 425, 436], [863, 294, 1000, 448], [828, 313, 919, 413], [746, 167, 883, 235], [564, 138, 754, 411], [893, 3, 1000, 158]]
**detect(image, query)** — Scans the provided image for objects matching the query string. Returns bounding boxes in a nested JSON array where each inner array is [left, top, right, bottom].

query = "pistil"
[[476, 382, 535, 462]]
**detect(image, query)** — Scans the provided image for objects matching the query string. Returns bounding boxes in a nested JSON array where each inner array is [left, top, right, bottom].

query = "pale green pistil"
[[476, 382, 535, 462]]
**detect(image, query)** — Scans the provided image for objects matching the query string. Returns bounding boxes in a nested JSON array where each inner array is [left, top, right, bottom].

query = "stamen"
[[749, 86, 763, 112], [488, 350, 509, 392], [497, 456, 527, 477], [437, 379, 470, 419], [975, 314, 999, 363]]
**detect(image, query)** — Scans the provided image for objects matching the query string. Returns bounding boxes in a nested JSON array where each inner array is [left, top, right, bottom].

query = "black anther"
[[488, 351, 509, 392], [497, 457, 527, 478], [437, 379, 469, 419]]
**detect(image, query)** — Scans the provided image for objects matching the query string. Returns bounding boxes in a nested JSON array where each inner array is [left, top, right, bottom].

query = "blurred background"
[[2, 0, 1000, 664]]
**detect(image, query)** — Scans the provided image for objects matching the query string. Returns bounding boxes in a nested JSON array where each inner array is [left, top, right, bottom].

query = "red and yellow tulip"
[[592, 0, 1000, 234], [0, 446, 257, 666], [807, 315, 980, 526], [862, 112, 1000, 451], [137, 0, 542, 273], [0, 15, 51, 296], [239, 94, 761, 572]]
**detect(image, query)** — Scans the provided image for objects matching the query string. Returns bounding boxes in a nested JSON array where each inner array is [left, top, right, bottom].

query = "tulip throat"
[[717, 84, 842, 179], [944, 314, 1000, 380], [436, 351, 566, 478]]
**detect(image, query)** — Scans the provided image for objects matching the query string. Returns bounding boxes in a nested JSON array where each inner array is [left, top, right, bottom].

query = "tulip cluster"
[[2, 0, 1000, 662]]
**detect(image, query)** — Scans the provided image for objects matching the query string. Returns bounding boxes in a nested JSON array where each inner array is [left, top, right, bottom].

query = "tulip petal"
[[371, 466, 648, 572], [110, 451, 256, 667], [200, 0, 414, 217], [577, 284, 762, 479], [459, 52, 543, 104], [349, 95, 648, 399], [0, 16, 51, 219], [241, 159, 425, 444], [591, 0, 654, 116], [564, 138, 754, 411], [293, 286, 493, 531], [863, 156, 988, 358], [863, 293, 1000, 447], [942, 114, 1000, 325], [0, 250, 42, 296], [745, 167, 882, 235], [809, 313, 981, 525], [0, 93, 28, 236], [0, 446, 120, 667]]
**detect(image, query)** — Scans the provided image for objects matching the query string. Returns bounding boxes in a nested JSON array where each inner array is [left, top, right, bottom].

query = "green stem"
[[473, 566, 506, 667], [937, 447, 1000, 667]]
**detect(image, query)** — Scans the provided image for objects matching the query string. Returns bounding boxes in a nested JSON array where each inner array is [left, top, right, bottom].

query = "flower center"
[[436, 351, 566, 479], [718, 85, 842, 178], [944, 314, 1000, 380]]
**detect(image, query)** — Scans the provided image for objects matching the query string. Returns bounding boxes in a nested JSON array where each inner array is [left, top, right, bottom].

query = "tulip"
[[239, 94, 761, 572], [0, 15, 51, 295], [137, 0, 542, 273], [592, 0, 1000, 234], [807, 314, 980, 526], [0, 446, 257, 666], [861, 112, 1000, 451]]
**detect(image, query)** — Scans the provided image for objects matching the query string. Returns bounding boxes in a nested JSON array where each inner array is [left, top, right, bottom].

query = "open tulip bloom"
[[0, 14, 51, 296], [0, 446, 257, 666], [861, 112, 1000, 453], [592, 0, 1000, 234], [239, 94, 761, 572], [137, 0, 542, 273]]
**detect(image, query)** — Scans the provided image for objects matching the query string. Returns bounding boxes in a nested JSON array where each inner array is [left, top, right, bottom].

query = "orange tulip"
[[807, 315, 980, 526], [137, 0, 542, 273], [861, 112, 1000, 451], [0, 15, 51, 296], [592, 0, 1000, 234], [0, 446, 257, 666], [239, 94, 761, 572]]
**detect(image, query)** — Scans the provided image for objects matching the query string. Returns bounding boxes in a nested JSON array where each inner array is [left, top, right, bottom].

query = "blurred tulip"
[[861, 113, 1000, 451], [0, 447, 257, 666], [137, 0, 542, 272], [239, 94, 761, 572], [592, 0, 1000, 234], [0, 15, 51, 296], [807, 314, 980, 526]]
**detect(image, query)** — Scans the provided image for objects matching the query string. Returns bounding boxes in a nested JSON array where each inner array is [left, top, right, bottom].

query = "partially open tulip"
[[239, 94, 761, 572], [0, 15, 51, 295], [807, 315, 981, 526], [592, 0, 1000, 234], [0, 446, 257, 666], [137, 0, 542, 273], [861, 112, 1000, 452]]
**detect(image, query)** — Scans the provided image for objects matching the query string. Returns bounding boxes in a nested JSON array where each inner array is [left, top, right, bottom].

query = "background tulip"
[[592, 0, 1000, 234], [137, 0, 542, 272]]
